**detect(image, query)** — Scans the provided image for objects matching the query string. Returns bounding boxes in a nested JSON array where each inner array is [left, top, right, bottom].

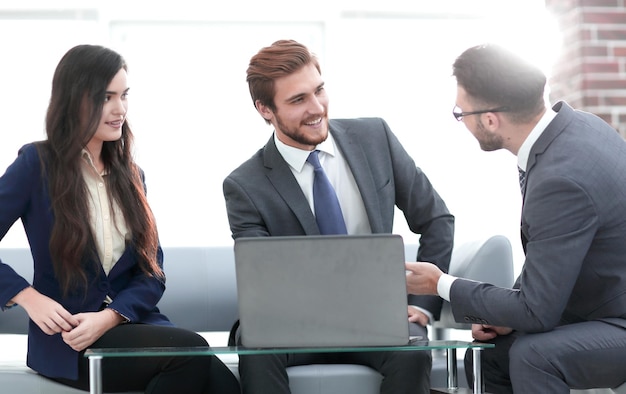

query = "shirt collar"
[[81, 149, 107, 176], [81, 149, 97, 169], [274, 131, 337, 173], [517, 108, 557, 171]]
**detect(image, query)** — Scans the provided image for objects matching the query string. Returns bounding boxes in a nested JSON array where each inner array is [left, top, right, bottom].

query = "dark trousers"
[[52, 324, 240, 394], [465, 321, 626, 394], [238, 322, 431, 394], [464, 331, 519, 394]]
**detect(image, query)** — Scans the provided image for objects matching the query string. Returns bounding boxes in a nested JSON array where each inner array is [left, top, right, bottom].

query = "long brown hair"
[[38, 44, 162, 294]]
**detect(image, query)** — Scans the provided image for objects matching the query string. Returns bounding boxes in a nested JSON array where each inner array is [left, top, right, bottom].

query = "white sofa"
[[5, 238, 619, 393], [0, 245, 458, 394]]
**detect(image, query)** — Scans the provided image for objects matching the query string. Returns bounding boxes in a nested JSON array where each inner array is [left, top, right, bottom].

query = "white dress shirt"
[[274, 132, 372, 234]]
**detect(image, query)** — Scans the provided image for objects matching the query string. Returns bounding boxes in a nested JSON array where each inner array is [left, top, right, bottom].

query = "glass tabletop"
[[84, 340, 493, 358]]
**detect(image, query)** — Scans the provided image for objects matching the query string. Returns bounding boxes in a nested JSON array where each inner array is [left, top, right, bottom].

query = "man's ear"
[[483, 112, 500, 131], [255, 100, 273, 122]]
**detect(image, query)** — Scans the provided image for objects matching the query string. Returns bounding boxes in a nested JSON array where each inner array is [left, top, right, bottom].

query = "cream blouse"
[[81, 150, 130, 276]]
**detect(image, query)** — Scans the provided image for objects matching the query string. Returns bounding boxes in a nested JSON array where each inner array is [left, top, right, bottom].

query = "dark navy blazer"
[[0, 143, 171, 380]]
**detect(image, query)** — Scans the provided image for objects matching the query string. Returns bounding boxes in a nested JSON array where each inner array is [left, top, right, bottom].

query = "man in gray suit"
[[223, 39, 454, 394], [406, 43, 626, 393]]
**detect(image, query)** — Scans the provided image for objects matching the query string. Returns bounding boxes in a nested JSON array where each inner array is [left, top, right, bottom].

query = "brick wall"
[[545, 0, 626, 137]]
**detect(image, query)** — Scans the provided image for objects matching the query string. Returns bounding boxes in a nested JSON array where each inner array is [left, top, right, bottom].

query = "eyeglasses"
[[452, 105, 509, 121]]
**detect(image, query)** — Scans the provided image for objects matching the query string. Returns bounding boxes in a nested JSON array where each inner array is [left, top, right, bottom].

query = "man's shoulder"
[[329, 118, 391, 142], [554, 101, 617, 137], [225, 147, 265, 180], [330, 117, 385, 129]]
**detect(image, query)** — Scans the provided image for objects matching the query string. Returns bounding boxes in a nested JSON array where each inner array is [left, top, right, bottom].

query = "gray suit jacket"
[[450, 102, 626, 331], [223, 117, 454, 318]]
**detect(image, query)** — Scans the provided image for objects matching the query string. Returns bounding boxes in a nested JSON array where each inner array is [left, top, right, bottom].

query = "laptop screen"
[[234, 234, 410, 348]]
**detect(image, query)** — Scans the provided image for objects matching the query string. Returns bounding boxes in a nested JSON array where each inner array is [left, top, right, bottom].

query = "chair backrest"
[[158, 246, 239, 332], [432, 235, 515, 333], [0, 246, 239, 334]]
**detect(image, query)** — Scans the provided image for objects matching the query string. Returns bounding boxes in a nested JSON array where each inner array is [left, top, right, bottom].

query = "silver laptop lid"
[[234, 234, 410, 348]]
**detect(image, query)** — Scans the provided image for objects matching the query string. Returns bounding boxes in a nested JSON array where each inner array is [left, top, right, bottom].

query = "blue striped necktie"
[[307, 150, 347, 235]]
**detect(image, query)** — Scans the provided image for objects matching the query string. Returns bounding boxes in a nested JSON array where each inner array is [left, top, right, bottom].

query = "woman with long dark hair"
[[0, 44, 239, 393]]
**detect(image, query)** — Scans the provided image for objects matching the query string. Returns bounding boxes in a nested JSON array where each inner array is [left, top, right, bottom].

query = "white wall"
[[0, 1, 561, 276]]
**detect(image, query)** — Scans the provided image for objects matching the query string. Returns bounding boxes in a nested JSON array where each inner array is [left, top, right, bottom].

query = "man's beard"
[[275, 113, 328, 147], [476, 119, 503, 152]]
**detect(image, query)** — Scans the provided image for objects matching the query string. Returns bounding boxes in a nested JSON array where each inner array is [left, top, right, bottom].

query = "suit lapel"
[[521, 102, 573, 255], [106, 247, 133, 279], [526, 101, 573, 174], [330, 122, 385, 233], [262, 136, 320, 235]]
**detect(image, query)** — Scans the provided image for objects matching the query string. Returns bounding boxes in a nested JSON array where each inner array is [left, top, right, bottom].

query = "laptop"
[[233, 234, 411, 348]]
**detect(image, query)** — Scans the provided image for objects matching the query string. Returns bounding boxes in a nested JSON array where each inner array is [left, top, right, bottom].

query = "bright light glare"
[[0, 1, 564, 279], [483, 4, 563, 79]]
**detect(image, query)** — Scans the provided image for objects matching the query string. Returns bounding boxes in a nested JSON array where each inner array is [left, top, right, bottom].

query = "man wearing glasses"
[[406, 43, 626, 393]]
